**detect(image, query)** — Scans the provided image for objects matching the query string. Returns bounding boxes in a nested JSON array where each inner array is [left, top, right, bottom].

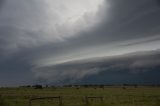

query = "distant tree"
[[99, 85, 105, 89], [19, 85, 31, 88], [83, 85, 89, 88], [123, 84, 128, 86], [45, 85, 48, 88], [134, 84, 138, 88], [32, 85, 43, 89]]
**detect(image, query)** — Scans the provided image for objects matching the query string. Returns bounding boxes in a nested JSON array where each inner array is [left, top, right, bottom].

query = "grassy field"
[[0, 86, 160, 106]]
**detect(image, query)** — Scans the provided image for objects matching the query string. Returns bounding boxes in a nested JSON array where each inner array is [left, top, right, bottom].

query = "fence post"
[[84, 96, 104, 106], [29, 99, 32, 106], [85, 96, 89, 106], [59, 96, 62, 106], [100, 97, 103, 102]]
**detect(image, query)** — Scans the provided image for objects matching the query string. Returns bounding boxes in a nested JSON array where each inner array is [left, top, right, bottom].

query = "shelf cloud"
[[33, 50, 160, 84]]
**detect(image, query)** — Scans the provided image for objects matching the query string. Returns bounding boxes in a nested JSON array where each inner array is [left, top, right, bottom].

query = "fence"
[[29, 96, 62, 106], [84, 96, 104, 106], [28, 96, 103, 106]]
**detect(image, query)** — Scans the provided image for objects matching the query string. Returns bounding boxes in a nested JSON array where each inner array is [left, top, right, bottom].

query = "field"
[[0, 86, 160, 106]]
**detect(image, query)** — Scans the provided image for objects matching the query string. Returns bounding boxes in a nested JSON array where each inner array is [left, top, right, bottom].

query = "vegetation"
[[0, 86, 160, 106]]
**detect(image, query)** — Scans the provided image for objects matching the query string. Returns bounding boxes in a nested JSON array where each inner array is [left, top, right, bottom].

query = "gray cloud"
[[73, 0, 160, 43], [0, 0, 160, 86], [0, 0, 105, 55], [31, 0, 160, 65], [120, 35, 160, 47], [0, 0, 4, 9]]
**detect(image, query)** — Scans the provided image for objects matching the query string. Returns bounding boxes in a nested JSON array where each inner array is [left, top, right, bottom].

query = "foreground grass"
[[0, 86, 160, 106]]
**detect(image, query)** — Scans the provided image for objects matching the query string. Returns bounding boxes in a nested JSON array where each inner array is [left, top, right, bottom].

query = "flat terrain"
[[0, 86, 160, 106]]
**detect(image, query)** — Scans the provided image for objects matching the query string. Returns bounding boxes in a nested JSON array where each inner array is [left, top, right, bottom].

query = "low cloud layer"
[[33, 50, 160, 84]]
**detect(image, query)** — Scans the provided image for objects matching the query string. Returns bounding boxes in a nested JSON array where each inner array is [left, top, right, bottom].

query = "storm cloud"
[[33, 50, 160, 84], [0, 0, 160, 86]]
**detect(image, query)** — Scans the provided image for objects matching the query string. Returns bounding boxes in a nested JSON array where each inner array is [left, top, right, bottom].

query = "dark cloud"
[[0, 53, 34, 87], [157, 0, 160, 5], [1, 0, 160, 55], [33, 50, 160, 84], [83, 0, 160, 41], [0, 0, 160, 86], [79, 68, 160, 85], [55, 0, 160, 53]]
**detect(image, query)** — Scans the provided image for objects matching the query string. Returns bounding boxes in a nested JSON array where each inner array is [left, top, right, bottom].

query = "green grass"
[[0, 86, 160, 106]]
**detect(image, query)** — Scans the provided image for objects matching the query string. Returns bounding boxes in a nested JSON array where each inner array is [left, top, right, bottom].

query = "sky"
[[0, 0, 160, 86]]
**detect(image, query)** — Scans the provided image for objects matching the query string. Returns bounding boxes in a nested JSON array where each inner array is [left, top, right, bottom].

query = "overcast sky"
[[0, 0, 160, 86]]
